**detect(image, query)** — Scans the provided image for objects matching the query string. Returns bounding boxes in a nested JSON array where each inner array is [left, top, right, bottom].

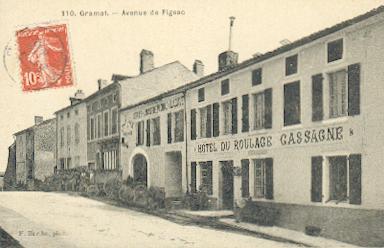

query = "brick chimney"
[[97, 79, 108, 90], [70, 90, 85, 105], [34, 116, 43, 125], [218, 51, 238, 71], [193, 60, 204, 77], [140, 49, 154, 74]]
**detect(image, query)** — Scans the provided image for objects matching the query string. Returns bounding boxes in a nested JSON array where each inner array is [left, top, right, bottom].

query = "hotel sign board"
[[194, 125, 352, 154]]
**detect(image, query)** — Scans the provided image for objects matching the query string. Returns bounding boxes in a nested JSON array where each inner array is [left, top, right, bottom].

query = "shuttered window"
[[200, 161, 213, 195], [284, 81, 301, 126], [190, 109, 196, 140], [348, 63, 360, 116], [223, 100, 232, 135], [191, 162, 197, 193], [136, 121, 145, 146], [311, 156, 323, 202], [312, 74, 324, 121], [349, 154, 361, 205], [231, 98, 238, 134], [213, 103, 220, 137], [167, 113, 172, 144], [329, 70, 347, 118], [241, 159, 250, 198], [146, 119, 151, 147], [253, 92, 265, 130], [329, 156, 348, 202], [253, 158, 273, 199], [264, 88, 272, 129], [206, 105, 212, 138], [152, 117, 161, 146], [242, 95, 249, 132], [174, 110, 184, 142]]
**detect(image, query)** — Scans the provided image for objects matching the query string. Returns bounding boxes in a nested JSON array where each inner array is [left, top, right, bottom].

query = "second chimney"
[[34, 116, 43, 125], [193, 60, 204, 77], [218, 50, 238, 71], [97, 79, 108, 90], [140, 49, 154, 74]]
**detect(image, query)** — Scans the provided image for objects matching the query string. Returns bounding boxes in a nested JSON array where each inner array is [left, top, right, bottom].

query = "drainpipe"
[[183, 91, 189, 194]]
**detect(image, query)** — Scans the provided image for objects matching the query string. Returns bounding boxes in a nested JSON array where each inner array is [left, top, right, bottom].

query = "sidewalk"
[[219, 218, 357, 248]]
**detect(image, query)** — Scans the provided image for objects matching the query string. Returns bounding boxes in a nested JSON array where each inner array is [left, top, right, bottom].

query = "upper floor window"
[[174, 110, 184, 142], [60, 127, 64, 147], [284, 81, 301, 126], [74, 123, 80, 144], [111, 108, 118, 134], [104, 111, 109, 136], [60, 115, 64, 120], [327, 39, 343, 63], [67, 112, 70, 118], [67, 125, 71, 145], [222, 98, 237, 134], [96, 114, 102, 138], [329, 70, 347, 118], [136, 121, 145, 146], [221, 79, 230, 95], [285, 54, 298, 76], [252, 68, 262, 86], [152, 117, 161, 146], [253, 92, 265, 130], [198, 88, 205, 102], [113, 92, 118, 102], [199, 106, 211, 138]]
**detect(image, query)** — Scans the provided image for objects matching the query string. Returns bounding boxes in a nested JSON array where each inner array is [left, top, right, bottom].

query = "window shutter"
[[205, 105, 212, 138], [264, 88, 272, 129], [348, 63, 360, 116], [241, 95, 249, 132], [191, 162, 197, 193], [136, 123, 140, 146], [312, 74, 323, 121], [191, 109, 196, 140], [265, 158, 273, 199], [311, 156, 323, 202], [146, 119, 151, 147], [241, 159, 250, 198], [213, 103, 220, 137], [349, 154, 362, 205], [231, 98, 238, 134], [167, 113, 172, 144]]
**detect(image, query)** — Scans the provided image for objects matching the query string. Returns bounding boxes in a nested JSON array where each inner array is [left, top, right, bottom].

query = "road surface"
[[0, 192, 295, 248]]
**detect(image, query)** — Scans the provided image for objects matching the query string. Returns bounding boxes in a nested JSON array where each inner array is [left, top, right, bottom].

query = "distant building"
[[4, 142, 16, 189], [14, 116, 56, 186], [85, 50, 199, 186], [55, 90, 87, 171]]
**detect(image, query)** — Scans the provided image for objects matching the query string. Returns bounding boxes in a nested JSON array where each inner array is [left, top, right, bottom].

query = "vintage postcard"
[[1, 0, 384, 247]]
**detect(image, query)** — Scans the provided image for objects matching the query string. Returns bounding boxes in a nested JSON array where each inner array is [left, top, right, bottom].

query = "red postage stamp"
[[16, 24, 73, 92]]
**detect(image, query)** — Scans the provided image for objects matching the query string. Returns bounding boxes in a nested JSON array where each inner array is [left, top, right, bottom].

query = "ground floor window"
[[60, 157, 71, 170], [253, 158, 273, 199], [241, 159, 250, 198], [190, 162, 197, 193], [200, 161, 213, 195], [311, 154, 361, 205], [102, 150, 118, 170]]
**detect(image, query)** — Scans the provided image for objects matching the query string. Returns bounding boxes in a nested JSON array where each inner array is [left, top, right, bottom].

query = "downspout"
[[183, 90, 189, 194]]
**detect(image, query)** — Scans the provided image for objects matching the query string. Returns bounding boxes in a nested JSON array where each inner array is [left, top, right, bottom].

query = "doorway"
[[165, 151, 182, 197], [132, 154, 148, 186], [221, 160, 234, 209]]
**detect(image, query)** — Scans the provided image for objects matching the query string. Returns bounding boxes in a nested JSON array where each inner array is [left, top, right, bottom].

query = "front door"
[[221, 160, 234, 209]]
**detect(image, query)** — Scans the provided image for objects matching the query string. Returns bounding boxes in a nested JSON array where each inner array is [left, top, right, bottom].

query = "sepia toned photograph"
[[0, 0, 384, 247]]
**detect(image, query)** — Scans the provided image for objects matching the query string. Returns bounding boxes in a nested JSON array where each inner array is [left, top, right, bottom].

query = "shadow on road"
[[0, 226, 23, 248]]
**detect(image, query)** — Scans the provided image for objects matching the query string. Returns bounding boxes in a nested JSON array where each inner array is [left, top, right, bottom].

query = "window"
[[241, 159, 250, 198], [284, 81, 301, 126], [252, 68, 262, 86], [74, 123, 80, 144], [102, 150, 118, 170], [146, 119, 151, 146], [96, 114, 102, 138], [75, 109, 78, 115], [167, 113, 172, 144], [60, 127, 64, 147], [198, 88, 205, 102], [67, 112, 70, 118], [329, 70, 347, 118], [253, 92, 265, 130], [221, 79, 230, 95], [113, 92, 118, 102], [174, 110, 184, 142], [222, 98, 237, 134], [242, 95, 249, 132], [190, 109, 197, 140], [199, 106, 211, 138], [66, 157, 72, 170], [90, 117, 95, 140], [200, 161, 213, 195], [285, 54, 298, 76], [67, 126, 71, 145], [152, 117, 161, 146], [311, 154, 362, 204], [253, 158, 273, 199], [104, 111, 109, 136], [191, 162, 197, 193], [111, 108, 118, 134], [136, 121, 145, 146], [60, 115, 63, 120], [327, 39, 343, 63]]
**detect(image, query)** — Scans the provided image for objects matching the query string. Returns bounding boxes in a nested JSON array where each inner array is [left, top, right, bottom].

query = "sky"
[[0, 0, 383, 172]]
